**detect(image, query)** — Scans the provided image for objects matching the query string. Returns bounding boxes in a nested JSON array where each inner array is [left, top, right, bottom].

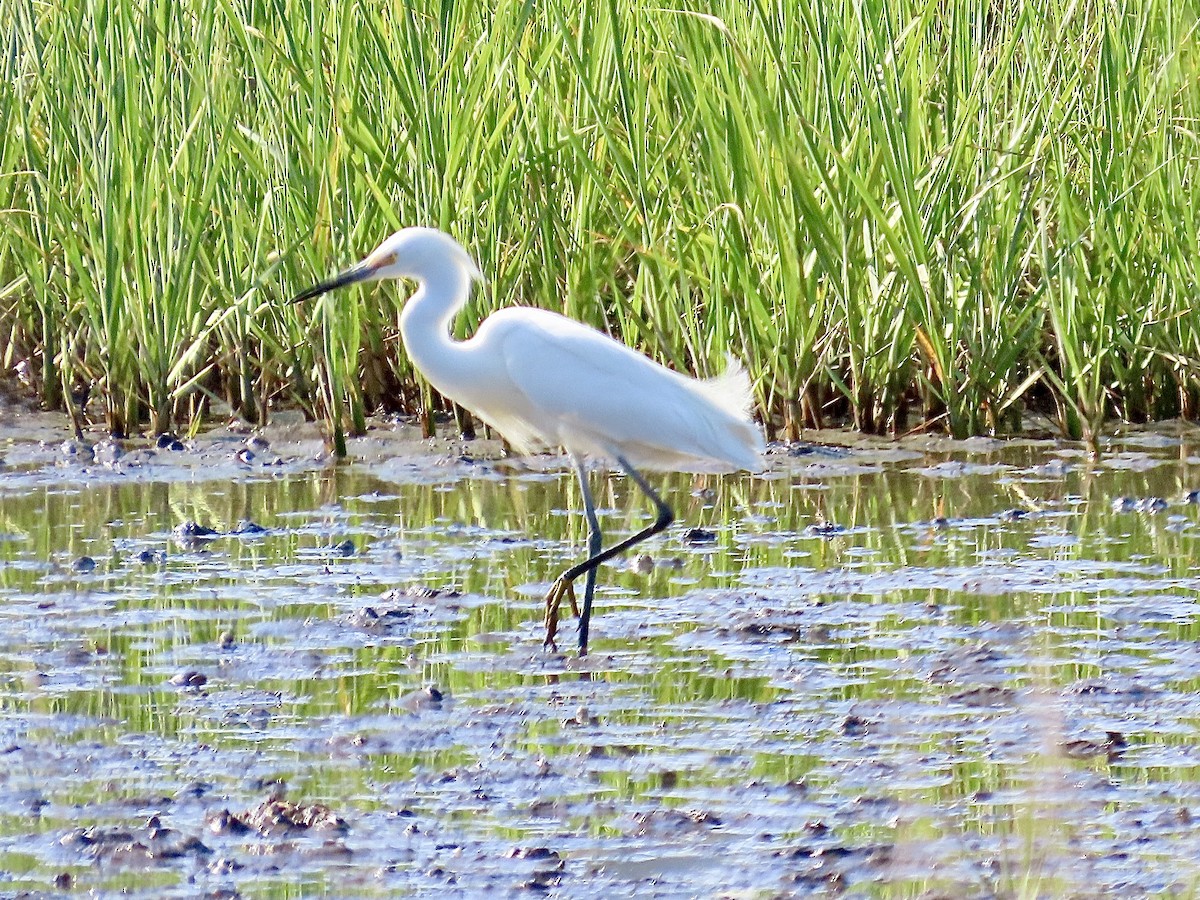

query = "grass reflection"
[[1, 437, 1199, 894]]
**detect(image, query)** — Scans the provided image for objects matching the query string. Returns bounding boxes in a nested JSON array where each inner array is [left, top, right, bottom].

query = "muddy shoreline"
[[2, 406, 1200, 897]]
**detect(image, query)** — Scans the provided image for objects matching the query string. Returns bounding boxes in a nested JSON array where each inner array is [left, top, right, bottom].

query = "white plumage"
[[439, 308, 761, 472], [293, 226, 764, 652]]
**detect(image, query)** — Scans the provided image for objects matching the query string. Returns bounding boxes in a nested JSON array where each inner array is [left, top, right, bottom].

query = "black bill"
[[290, 261, 376, 304]]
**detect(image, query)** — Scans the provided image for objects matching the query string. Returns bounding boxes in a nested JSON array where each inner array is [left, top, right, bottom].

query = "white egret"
[[292, 227, 764, 653]]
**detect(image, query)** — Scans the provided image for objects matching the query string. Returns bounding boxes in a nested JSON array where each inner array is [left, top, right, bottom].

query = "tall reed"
[[2, 0, 1198, 448]]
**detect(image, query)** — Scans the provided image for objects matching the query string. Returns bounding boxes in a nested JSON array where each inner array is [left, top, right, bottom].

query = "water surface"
[[1, 416, 1199, 897]]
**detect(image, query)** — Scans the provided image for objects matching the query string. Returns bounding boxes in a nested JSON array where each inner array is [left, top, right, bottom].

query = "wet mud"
[[1, 410, 1200, 897]]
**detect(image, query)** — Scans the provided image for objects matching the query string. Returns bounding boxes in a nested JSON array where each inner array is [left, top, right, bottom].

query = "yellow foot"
[[542, 575, 580, 651]]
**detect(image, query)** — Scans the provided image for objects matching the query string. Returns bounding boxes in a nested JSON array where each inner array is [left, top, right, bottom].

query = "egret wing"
[[491, 311, 750, 470]]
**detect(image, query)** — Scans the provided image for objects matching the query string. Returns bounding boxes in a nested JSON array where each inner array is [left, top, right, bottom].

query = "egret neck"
[[398, 263, 475, 402]]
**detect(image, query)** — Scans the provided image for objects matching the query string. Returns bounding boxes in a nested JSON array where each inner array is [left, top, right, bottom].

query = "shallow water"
[[1, 415, 1200, 897]]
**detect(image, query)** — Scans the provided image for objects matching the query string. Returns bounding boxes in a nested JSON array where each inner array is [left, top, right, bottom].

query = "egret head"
[[291, 227, 483, 304]]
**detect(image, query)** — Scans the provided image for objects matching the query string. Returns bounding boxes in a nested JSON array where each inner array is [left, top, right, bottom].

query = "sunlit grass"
[[2, 0, 1200, 448]]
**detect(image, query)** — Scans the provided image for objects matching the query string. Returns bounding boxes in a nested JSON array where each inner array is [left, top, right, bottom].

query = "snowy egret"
[[292, 227, 764, 653]]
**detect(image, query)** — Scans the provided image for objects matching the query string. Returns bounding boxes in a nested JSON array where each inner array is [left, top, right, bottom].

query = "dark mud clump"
[[208, 798, 347, 838]]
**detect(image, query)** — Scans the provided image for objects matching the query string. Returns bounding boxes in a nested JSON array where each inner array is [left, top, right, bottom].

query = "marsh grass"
[[2, 0, 1199, 447]]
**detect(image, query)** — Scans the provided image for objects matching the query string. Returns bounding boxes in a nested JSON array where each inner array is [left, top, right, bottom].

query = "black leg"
[[572, 457, 604, 652], [544, 454, 674, 654]]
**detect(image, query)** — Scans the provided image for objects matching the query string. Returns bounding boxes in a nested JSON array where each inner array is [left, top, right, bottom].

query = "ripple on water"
[[1, 420, 1200, 895]]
